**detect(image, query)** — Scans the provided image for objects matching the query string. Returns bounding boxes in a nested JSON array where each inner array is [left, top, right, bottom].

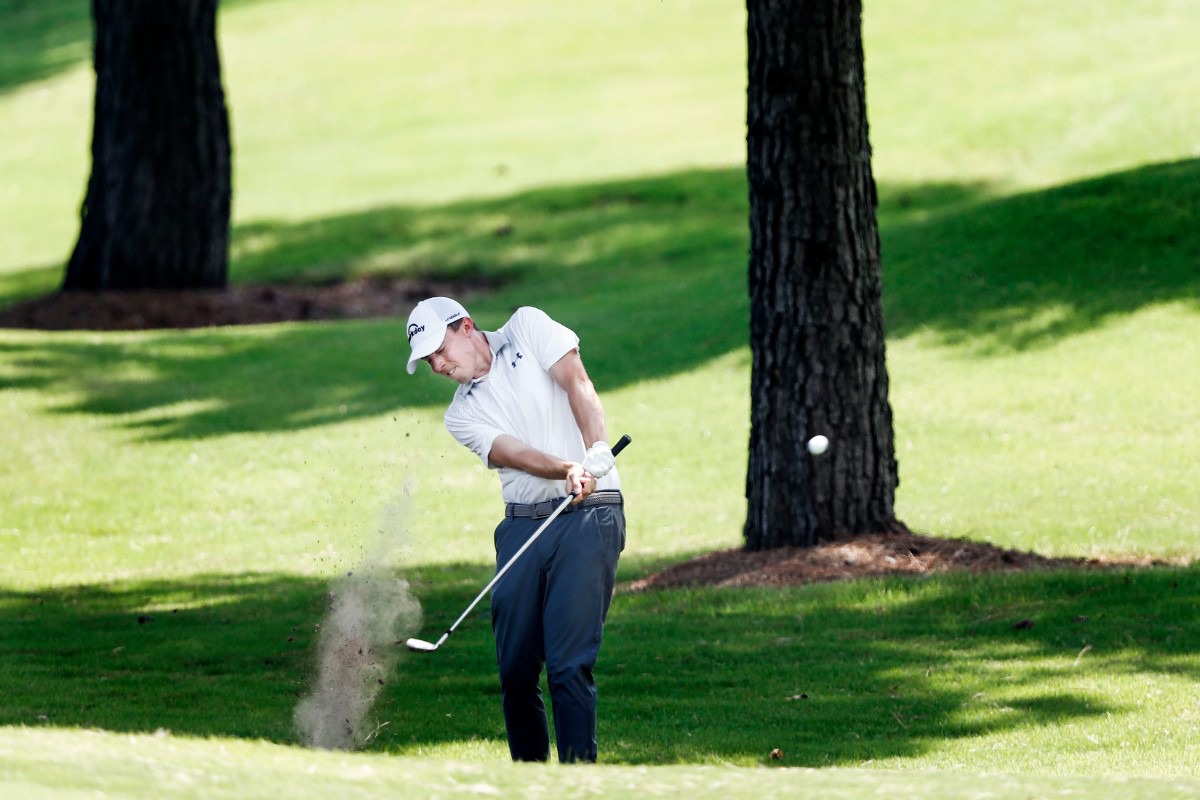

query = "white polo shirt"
[[443, 306, 620, 504]]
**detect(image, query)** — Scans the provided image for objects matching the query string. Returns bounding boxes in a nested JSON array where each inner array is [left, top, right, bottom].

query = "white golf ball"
[[807, 435, 829, 455]]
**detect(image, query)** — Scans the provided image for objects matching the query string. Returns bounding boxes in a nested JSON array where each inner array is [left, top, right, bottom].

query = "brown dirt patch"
[[624, 529, 1177, 592], [0, 277, 467, 331]]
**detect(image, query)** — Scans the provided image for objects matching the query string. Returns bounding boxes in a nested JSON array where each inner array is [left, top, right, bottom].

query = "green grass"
[[3, 565, 1200, 766], [2, 566, 1199, 791], [6, 729, 1199, 800], [2, 0, 1200, 797]]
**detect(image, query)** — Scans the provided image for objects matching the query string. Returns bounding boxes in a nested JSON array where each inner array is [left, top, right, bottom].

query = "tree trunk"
[[64, 0, 231, 291], [743, 0, 900, 550]]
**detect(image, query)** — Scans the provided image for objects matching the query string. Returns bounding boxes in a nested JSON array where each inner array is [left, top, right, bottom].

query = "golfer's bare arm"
[[485, 349, 607, 498], [548, 348, 608, 451], [488, 436, 575, 479]]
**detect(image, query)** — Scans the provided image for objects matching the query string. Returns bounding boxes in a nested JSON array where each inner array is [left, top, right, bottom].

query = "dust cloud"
[[294, 492, 423, 750]]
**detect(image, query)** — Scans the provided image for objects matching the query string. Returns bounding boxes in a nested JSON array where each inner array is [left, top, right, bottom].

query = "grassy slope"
[[5, 727, 1199, 800], [2, 0, 1200, 796]]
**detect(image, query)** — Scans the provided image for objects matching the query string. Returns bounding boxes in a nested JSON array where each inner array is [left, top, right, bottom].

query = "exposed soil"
[[624, 528, 1174, 592], [1, 281, 1178, 590], [0, 277, 467, 331]]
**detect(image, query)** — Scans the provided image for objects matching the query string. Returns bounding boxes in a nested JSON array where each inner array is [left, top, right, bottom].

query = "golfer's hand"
[[566, 463, 596, 502], [582, 441, 615, 478]]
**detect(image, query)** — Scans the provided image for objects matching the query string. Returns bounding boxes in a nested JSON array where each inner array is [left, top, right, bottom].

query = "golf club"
[[406, 434, 631, 653]]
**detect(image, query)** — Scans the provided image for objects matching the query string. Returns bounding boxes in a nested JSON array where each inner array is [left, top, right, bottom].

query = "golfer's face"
[[425, 325, 476, 384]]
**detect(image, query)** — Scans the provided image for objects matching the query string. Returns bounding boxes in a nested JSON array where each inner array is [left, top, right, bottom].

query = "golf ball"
[[807, 435, 829, 455]]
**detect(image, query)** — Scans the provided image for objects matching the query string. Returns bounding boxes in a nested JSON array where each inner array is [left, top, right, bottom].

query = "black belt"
[[505, 491, 622, 519]]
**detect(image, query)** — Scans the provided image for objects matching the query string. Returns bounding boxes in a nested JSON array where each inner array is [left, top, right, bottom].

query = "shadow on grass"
[[0, 319, 447, 438], [1, 564, 1196, 765], [1, 160, 1198, 438], [0, 170, 752, 440], [600, 564, 1200, 765], [0, 0, 92, 94], [0, 0, 279, 95], [882, 158, 1200, 351]]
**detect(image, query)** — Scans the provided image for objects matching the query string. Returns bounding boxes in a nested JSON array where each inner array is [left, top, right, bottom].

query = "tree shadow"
[[0, 320, 447, 438], [0, 573, 331, 741], [881, 158, 1200, 351], [0, 0, 279, 95], [0, 170, 752, 439], [2, 161, 1197, 439], [0, 0, 93, 94], [1, 564, 1194, 765], [591, 563, 1200, 764]]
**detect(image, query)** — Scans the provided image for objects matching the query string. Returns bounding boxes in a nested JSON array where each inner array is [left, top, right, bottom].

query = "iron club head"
[[405, 637, 440, 652]]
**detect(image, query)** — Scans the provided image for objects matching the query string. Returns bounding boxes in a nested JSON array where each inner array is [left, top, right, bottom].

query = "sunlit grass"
[[2, 0, 1200, 797], [890, 302, 1200, 559], [6, 726, 1199, 800]]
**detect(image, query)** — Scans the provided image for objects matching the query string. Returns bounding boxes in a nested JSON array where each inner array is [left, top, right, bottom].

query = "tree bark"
[[64, 0, 231, 291], [744, 0, 900, 550]]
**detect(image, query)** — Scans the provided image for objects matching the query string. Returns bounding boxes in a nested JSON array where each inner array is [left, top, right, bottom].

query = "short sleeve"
[[504, 307, 579, 371]]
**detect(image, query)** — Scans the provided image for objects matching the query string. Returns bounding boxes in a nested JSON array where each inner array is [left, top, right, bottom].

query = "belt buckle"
[[532, 500, 555, 519]]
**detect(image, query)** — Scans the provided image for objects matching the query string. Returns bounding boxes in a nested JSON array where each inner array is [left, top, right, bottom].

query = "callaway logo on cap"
[[405, 297, 468, 374]]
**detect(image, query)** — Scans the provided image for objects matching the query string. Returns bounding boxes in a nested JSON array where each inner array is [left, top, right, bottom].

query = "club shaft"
[[440, 493, 574, 641], [417, 434, 631, 650]]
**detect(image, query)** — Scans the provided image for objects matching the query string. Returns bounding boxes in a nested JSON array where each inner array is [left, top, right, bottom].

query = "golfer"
[[405, 296, 625, 763]]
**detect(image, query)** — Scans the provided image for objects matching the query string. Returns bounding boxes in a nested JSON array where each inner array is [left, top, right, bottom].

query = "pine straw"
[[622, 529, 1181, 592]]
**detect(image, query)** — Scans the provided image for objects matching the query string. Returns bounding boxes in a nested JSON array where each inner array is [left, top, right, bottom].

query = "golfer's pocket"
[[596, 506, 626, 555]]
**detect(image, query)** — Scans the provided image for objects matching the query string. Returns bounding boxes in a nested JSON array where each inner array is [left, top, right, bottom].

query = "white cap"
[[405, 297, 468, 374]]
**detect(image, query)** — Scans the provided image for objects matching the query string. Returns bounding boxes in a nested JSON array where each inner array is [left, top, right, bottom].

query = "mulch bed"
[[0, 277, 464, 331], [623, 529, 1173, 592]]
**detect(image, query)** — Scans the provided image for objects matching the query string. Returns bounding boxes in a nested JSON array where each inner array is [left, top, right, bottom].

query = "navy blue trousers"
[[491, 501, 625, 763]]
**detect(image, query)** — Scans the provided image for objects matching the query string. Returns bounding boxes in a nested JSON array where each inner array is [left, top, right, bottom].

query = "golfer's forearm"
[[488, 434, 573, 480], [568, 389, 607, 450]]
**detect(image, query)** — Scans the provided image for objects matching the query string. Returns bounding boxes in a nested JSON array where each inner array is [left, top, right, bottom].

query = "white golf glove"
[[582, 441, 615, 478]]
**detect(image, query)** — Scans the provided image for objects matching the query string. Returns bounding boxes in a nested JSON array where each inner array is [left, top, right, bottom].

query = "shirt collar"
[[483, 329, 509, 354], [456, 329, 510, 397]]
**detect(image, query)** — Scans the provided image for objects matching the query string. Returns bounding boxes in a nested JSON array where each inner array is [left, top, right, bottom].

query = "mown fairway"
[[2, 0, 1198, 797]]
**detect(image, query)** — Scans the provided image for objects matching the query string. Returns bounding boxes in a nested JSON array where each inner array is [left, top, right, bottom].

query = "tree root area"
[[624, 529, 1176, 591]]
